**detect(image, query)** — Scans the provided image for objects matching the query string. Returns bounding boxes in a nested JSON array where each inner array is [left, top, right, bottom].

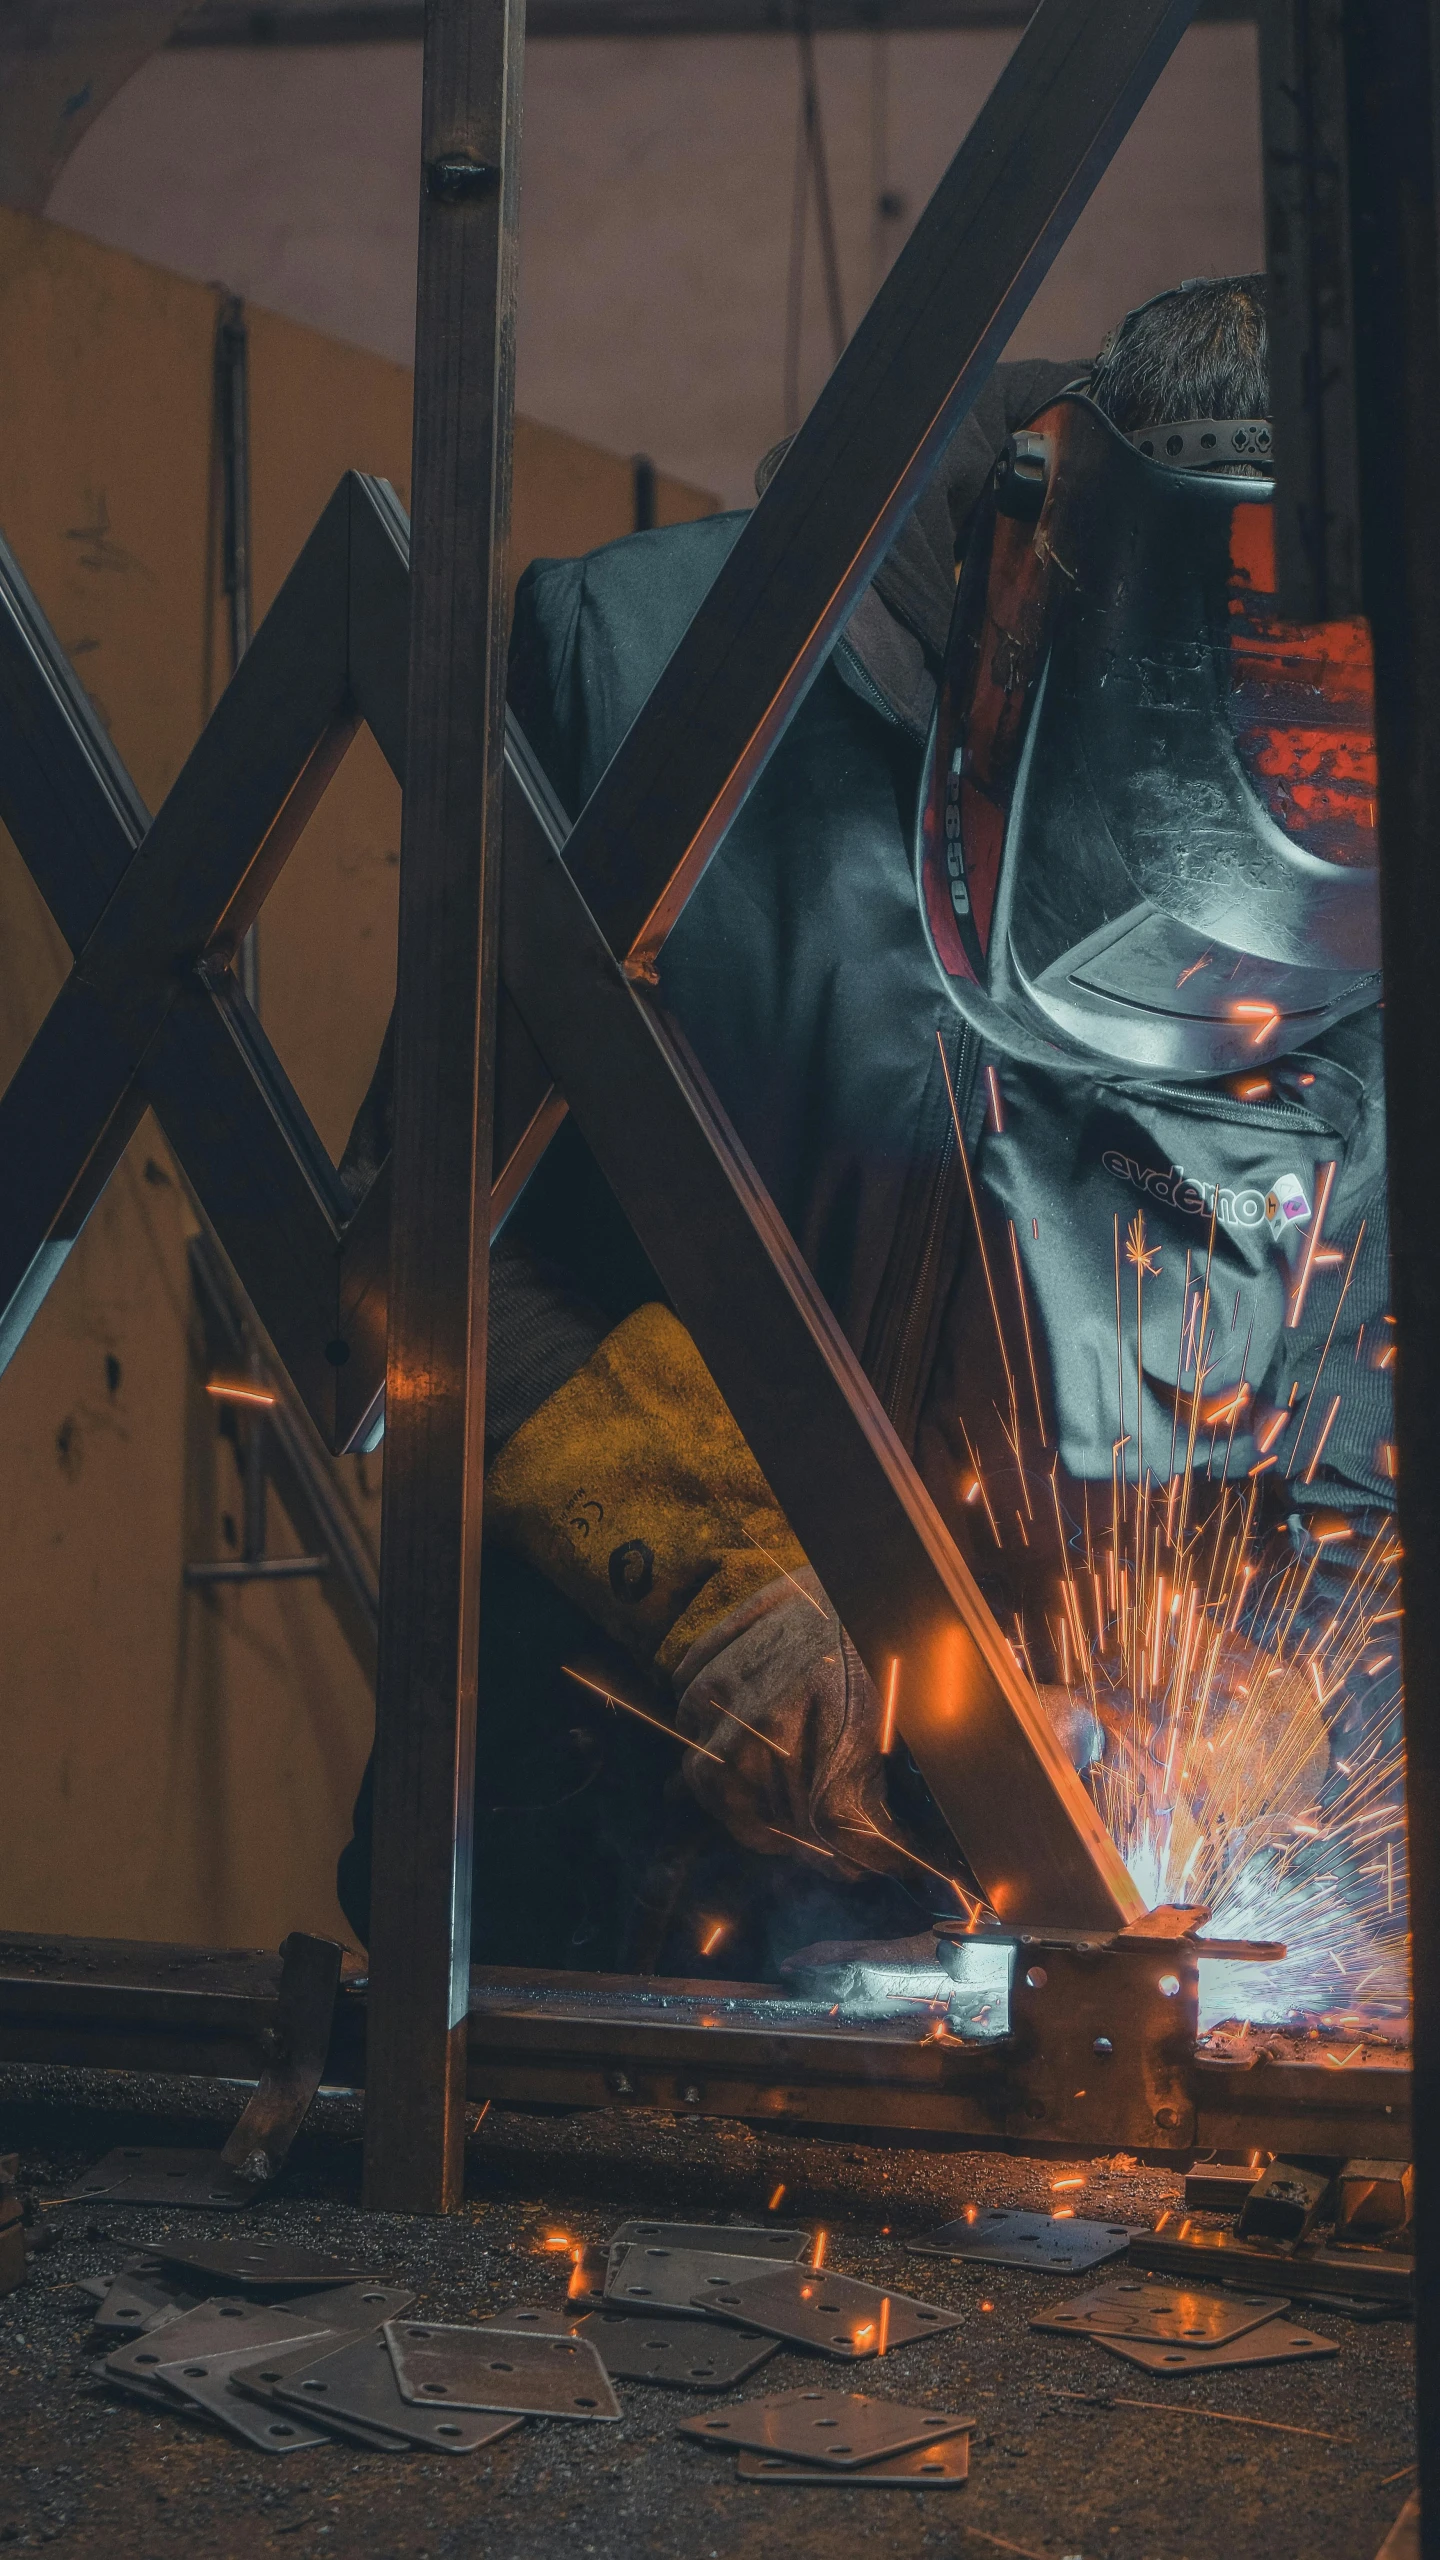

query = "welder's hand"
[[672, 1572, 915, 1882]]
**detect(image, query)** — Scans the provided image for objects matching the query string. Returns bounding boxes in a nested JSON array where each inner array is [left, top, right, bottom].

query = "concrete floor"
[[0, 2067, 1418, 2560]]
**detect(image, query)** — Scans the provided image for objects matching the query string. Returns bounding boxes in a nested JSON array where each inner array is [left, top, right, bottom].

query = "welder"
[[337, 275, 1394, 1978]]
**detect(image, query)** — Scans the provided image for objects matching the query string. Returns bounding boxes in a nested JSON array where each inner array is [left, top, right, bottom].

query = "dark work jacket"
[[337, 361, 1393, 1957]]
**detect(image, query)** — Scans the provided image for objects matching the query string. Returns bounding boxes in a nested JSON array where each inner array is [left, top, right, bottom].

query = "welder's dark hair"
[[1088, 274, 1268, 432]]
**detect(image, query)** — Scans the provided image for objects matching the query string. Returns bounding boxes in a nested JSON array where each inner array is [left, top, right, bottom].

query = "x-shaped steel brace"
[[0, 477, 408, 1450]]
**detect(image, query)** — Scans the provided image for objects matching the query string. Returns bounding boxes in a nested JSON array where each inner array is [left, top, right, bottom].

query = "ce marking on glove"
[[563, 1489, 605, 1541]]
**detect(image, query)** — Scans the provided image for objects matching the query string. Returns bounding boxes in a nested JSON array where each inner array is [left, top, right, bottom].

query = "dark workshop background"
[[0, 20, 1261, 1952]]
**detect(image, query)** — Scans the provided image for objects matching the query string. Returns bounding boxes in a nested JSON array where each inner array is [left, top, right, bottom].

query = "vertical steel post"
[[1342, 0, 1440, 2535], [362, 0, 524, 2214]]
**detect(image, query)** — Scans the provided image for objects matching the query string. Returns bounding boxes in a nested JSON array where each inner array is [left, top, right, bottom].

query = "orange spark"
[[1229, 998, 1281, 1046], [880, 1657, 901, 1755], [768, 2185, 787, 2212], [877, 2296, 891, 2356], [205, 1378, 276, 1407], [562, 1666, 725, 1763], [1051, 2176, 1086, 2191], [700, 1920, 728, 1957], [811, 2230, 827, 2270]]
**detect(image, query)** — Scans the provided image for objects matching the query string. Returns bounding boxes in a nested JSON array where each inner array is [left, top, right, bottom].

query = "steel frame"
[[0, 10, 1427, 2444], [0, 1929, 1412, 2166]]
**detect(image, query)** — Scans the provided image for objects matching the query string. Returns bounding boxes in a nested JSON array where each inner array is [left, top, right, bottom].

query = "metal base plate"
[[276, 2332, 526, 2453], [696, 2266, 961, 2360], [911, 2210, 1136, 2273], [149, 2346, 330, 2453], [73, 2148, 254, 2209], [1031, 2280, 1291, 2346], [576, 2307, 778, 2390], [1099, 2316, 1340, 2374], [609, 2222, 809, 2262], [737, 2433, 971, 2487], [154, 2239, 384, 2290], [607, 2242, 794, 2314], [107, 2299, 337, 2380], [386, 2319, 621, 2421], [679, 2390, 974, 2469], [93, 2282, 196, 2338]]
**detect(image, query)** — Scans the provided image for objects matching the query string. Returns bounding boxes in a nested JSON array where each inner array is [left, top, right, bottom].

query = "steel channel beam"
[[500, 730, 1141, 1932], [0, 1936, 1411, 2161], [361, 0, 526, 2216], [1341, 0, 1440, 2538]]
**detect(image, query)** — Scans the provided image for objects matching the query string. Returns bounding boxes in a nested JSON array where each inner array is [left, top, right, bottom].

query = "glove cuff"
[[484, 1302, 808, 1680]]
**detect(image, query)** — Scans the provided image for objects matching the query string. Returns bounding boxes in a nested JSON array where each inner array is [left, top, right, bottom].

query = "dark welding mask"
[[916, 392, 1381, 1077]]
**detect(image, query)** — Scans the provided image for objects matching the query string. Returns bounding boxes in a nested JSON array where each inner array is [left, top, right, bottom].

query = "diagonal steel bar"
[[0, 488, 364, 1435], [486, 0, 1202, 1216], [499, 728, 1142, 1933]]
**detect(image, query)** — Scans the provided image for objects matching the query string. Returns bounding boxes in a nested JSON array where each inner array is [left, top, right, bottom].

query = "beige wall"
[[45, 25, 1264, 508], [0, 208, 715, 1953]]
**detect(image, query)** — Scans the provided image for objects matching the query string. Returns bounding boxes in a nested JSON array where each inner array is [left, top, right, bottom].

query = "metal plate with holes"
[[275, 2282, 416, 2330], [385, 2320, 621, 2421], [106, 2299, 338, 2380], [1099, 2316, 1340, 2374], [575, 2307, 778, 2391], [697, 2266, 962, 2361], [153, 2238, 383, 2291], [93, 2282, 196, 2337], [678, 2390, 974, 2469], [149, 2347, 331, 2453], [910, 2209, 1137, 2272], [737, 2433, 971, 2487], [607, 2242, 798, 2315], [609, 2222, 810, 2262], [103, 2369, 205, 2418], [72, 2147, 254, 2209], [274, 2331, 526, 2454], [1031, 2280, 1291, 2346], [476, 2305, 579, 2336]]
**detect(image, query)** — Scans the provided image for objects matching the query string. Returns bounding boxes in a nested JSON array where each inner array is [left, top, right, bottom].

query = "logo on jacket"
[[1103, 1148, 1312, 1236]]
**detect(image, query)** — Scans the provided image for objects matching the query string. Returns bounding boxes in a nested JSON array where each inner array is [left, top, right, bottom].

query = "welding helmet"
[[915, 391, 1381, 1077]]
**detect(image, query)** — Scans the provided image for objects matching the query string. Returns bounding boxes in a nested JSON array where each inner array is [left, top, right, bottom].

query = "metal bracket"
[[220, 1932, 345, 2184]]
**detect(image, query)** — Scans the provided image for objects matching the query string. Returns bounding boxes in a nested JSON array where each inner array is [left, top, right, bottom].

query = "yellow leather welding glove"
[[484, 1301, 807, 1685], [484, 1302, 912, 1881]]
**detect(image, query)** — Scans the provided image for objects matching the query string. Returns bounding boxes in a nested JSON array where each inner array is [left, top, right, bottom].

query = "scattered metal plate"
[[609, 2222, 810, 2262], [153, 2238, 384, 2291], [911, 2209, 1136, 2272], [476, 2305, 579, 2337], [277, 2282, 416, 2329], [386, 2320, 621, 2422], [72, 2147, 254, 2209], [275, 2331, 526, 2455], [1031, 2280, 1290, 2346], [149, 2346, 331, 2453], [737, 2433, 971, 2487], [697, 2266, 962, 2361], [1131, 2220, 1413, 2306], [575, 2307, 778, 2390], [106, 2298, 337, 2380], [678, 2390, 973, 2469], [606, 2242, 799, 2315], [1099, 2316, 1340, 2374], [103, 2369, 204, 2418], [93, 2281, 197, 2337]]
